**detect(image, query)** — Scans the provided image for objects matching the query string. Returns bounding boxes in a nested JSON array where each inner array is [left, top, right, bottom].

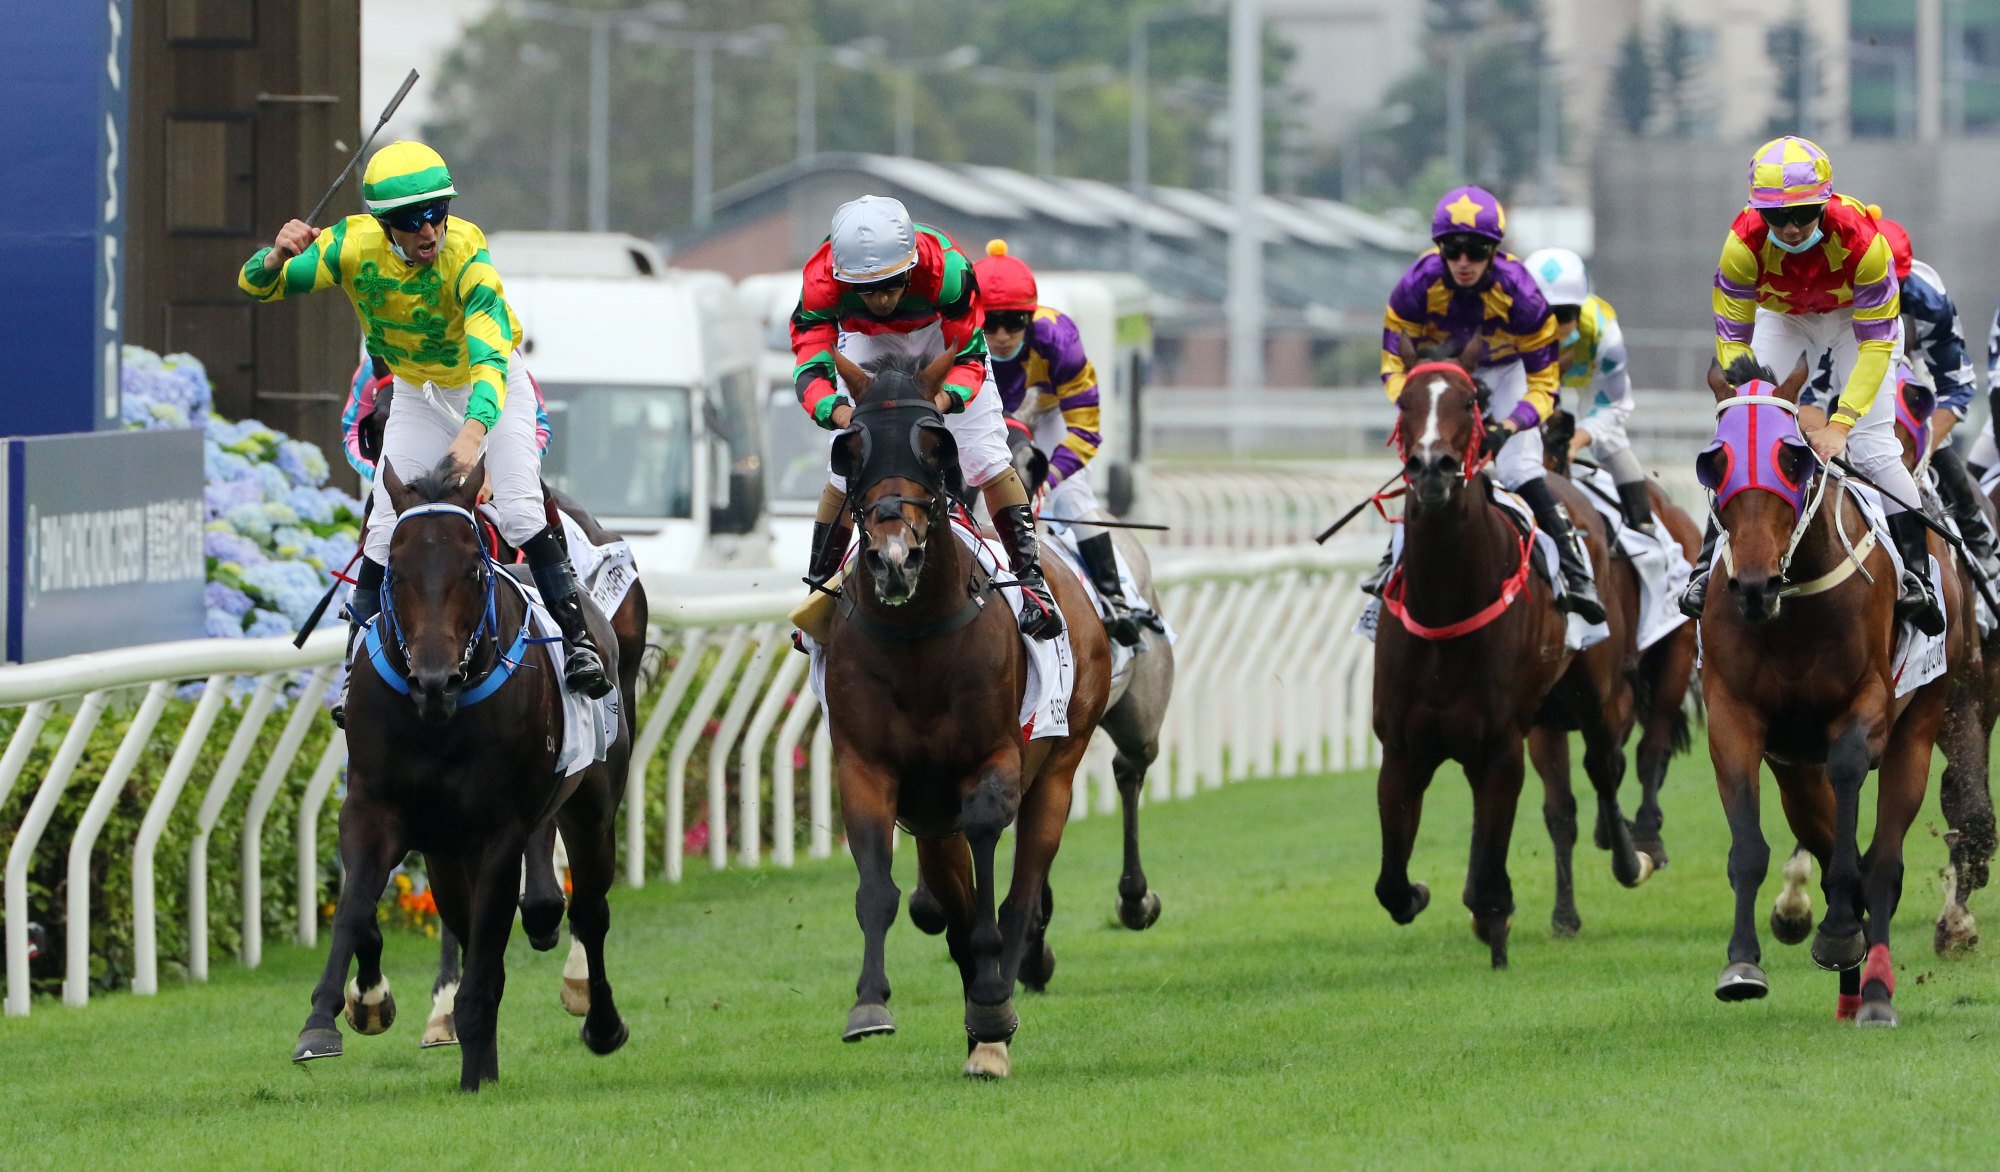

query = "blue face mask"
[[988, 336, 1025, 362], [1769, 225, 1824, 254]]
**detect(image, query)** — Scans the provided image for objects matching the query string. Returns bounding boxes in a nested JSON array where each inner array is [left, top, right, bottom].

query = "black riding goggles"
[[380, 200, 451, 233], [1757, 204, 1824, 231], [1552, 305, 1581, 326], [1437, 234, 1496, 262], [982, 310, 1033, 333], [843, 273, 911, 296]]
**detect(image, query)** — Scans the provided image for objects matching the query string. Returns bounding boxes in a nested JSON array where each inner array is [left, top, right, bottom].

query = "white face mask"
[[1769, 224, 1823, 254]]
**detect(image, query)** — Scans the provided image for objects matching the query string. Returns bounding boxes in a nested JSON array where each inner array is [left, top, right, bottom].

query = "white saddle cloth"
[[502, 574, 622, 776], [1573, 467, 1693, 653], [1039, 520, 1175, 702]]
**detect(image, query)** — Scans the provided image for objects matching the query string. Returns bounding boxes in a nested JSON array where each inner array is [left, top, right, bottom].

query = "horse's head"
[[1392, 334, 1488, 508], [1892, 363, 1936, 474], [832, 351, 964, 606], [380, 455, 492, 723], [1699, 355, 1815, 623], [1004, 417, 1048, 497]]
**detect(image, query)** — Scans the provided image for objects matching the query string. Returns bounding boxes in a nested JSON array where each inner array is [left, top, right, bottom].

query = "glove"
[[1481, 420, 1515, 461]]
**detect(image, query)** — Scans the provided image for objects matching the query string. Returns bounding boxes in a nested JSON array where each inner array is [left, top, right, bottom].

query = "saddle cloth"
[[474, 503, 640, 618], [803, 522, 1076, 741], [1354, 487, 1610, 651], [1039, 520, 1176, 703], [505, 574, 623, 776], [1572, 467, 1693, 653]]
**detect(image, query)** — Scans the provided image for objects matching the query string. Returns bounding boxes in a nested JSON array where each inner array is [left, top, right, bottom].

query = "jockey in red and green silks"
[[1370, 185, 1605, 624]]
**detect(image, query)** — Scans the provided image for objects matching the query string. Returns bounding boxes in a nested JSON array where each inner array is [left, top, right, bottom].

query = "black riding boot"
[[806, 517, 853, 588], [1615, 480, 1658, 535], [1360, 541, 1394, 597], [1932, 445, 2000, 582], [1680, 519, 1720, 620], [993, 503, 1065, 640], [1078, 531, 1143, 646], [522, 525, 613, 698], [331, 559, 384, 729], [1889, 509, 1947, 636], [1518, 478, 1606, 624]]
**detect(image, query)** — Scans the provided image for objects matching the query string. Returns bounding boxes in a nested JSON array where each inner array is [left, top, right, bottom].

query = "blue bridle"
[[362, 502, 539, 708]]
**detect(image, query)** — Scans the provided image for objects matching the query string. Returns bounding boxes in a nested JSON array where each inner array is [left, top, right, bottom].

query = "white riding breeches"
[[825, 323, 1012, 492], [364, 363, 546, 565], [1477, 360, 1546, 491], [1750, 308, 1918, 514], [1580, 394, 1635, 464], [1026, 402, 1103, 538]]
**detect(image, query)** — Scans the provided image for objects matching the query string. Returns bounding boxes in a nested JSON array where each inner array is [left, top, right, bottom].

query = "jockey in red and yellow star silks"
[[1686, 134, 1941, 634]]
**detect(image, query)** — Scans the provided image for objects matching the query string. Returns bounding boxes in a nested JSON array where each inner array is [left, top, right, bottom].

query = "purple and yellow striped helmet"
[[1431, 185, 1506, 243], [1747, 136, 1832, 209]]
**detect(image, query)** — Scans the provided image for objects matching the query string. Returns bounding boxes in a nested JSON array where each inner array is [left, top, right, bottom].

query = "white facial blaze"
[[1417, 377, 1447, 453]]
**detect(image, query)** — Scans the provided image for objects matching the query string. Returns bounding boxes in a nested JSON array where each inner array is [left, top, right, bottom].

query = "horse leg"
[[454, 835, 526, 1091], [1578, 707, 1650, 889], [558, 789, 629, 1055], [838, 757, 900, 1042], [294, 800, 402, 1062], [1771, 765, 1833, 948], [1374, 744, 1439, 925], [1934, 688, 1994, 956], [1632, 636, 1696, 867], [1464, 742, 1525, 969], [424, 922, 463, 1048], [518, 818, 566, 952], [961, 757, 1024, 1048], [1853, 701, 1940, 1026], [1810, 720, 1875, 974], [1710, 697, 1772, 1000], [915, 834, 978, 995], [1528, 727, 1582, 938], [907, 873, 949, 937], [1112, 735, 1163, 931], [1002, 758, 1077, 996]]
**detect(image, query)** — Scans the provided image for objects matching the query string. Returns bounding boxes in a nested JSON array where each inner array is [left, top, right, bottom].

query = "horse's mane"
[[856, 353, 929, 405], [405, 456, 472, 504], [1412, 340, 1464, 363], [1723, 355, 1776, 388]]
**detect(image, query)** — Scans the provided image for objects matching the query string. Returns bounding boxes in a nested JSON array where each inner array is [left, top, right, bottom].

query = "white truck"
[[489, 232, 771, 575]]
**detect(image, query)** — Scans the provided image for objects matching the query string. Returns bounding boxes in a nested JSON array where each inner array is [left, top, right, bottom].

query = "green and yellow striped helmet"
[[360, 141, 458, 214]]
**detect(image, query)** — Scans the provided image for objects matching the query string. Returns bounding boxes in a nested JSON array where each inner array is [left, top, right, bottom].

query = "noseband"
[[1702, 387, 1873, 594], [845, 398, 952, 542]]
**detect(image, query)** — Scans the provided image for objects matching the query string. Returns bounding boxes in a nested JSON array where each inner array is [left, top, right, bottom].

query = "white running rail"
[[0, 547, 1375, 1016]]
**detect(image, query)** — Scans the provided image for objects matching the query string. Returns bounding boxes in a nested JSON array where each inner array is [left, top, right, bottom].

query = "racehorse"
[[420, 486, 652, 1047], [1372, 339, 1652, 969], [1540, 409, 1702, 875], [822, 353, 1111, 1078], [295, 455, 631, 1089], [1699, 357, 1962, 1025]]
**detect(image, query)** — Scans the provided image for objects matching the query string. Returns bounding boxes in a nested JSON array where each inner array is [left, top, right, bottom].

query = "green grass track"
[[4, 738, 1999, 1169]]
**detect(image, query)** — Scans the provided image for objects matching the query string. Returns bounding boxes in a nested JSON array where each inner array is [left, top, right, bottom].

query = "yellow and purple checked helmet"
[[1430, 185, 1506, 243], [1747, 136, 1832, 209]]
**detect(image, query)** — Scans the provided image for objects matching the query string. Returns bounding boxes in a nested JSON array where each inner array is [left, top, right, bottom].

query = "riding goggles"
[[1757, 203, 1824, 231], [1437, 235, 1496, 262], [982, 310, 1033, 333], [843, 273, 910, 296], [380, 199, 451, 233]]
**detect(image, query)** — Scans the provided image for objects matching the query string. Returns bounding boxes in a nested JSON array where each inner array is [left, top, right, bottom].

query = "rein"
[[837, 507, 994, 642], [1380, 507, 1535, 640]]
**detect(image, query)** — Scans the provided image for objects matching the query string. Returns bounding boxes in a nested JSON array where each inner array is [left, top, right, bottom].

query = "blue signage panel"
[[4, 430, 206, 662], [0, 0, 131, 437]]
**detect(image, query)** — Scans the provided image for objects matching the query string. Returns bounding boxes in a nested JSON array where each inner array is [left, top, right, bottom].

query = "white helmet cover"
[[830, 195, 918, 283], [1524, 247, 1590, 308]]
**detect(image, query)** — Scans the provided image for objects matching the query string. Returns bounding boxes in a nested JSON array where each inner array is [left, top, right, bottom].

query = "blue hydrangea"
[[224, 502, 275, 543], [205, 478, 262, 519], [205, 443, 255, 483], [205, 608, 246, 638], [205, 580, 255, 617], [277, 440, 329, 488], [203, 527, 267, 567], [285, 486, 335, 525], [244, 608, 294, 638], [322, 486, 365, 522], [242, 561, 327, 625], [254, 463, 292, 502]]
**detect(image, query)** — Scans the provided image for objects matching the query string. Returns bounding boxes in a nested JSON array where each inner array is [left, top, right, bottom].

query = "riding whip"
[[306, 69, 420, 225], [1315, 472, 1403, 545]]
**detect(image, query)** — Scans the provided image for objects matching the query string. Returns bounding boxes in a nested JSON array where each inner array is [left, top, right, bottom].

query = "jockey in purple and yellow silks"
[[1683, 135, 1941, 634], [239, 140, 611, 723], [1371, 185, 1605, 623], [974, 240, 1152, 645]]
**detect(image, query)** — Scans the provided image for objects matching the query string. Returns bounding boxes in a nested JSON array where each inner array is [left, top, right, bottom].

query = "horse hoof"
[[1615, 850, 1655, 888], [343, 978, 395, 1035], [526, 929, 562, 953], [1855, 999, 1900, 1028], [964, 997, 1019, 1044], [1771, 853, 1813, 945], [1935, 909, 1979, 958], [420, 1016, 459, 1048], [963, 1040, 1011, 1079], [1116, 891, 1162, 931], [1019, 941, 1057, 993], [1551, 907, 1582, 939], [842, 1002, 896, 1042], [1771, 906, 1814, 946], [1811, 926, 1867, 972], [581, 1017, 630, 1055], [1714, 962, 1770, 1002], [908, 886, 948, 936], [561, 975, 591, 1018], [293, 1026, 343, 1063], [1634, 837, 1669, 870], [1385, 883, 1430, 925]]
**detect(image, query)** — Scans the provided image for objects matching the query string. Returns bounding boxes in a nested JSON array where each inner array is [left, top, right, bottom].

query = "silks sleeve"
[[1379, 277, 1427, 402], [454, 244, 515, 430], [934, 252, 985, 410], [1509, 302, 1561, 432], [790, 270, 845, 427], [1041, 314, 1102, 484], [1833, 234, 1900, 428], [1581, 314, 1635, 429], [1712, 230, 1760, 373], [238, 218, 349, 302]]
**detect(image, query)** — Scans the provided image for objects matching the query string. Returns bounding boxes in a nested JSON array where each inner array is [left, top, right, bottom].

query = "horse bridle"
[[844, 398, 954, 549], [1391, 361, 1488, 485], [378, 502, 505, 687], [1706, 394, 1872, 592]]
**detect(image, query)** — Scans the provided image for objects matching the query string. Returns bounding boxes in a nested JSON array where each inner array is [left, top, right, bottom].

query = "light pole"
[[975, 65, 1116, 178], [795, 38, 883, 165], [622, 21, 785, 228], [889, 46, 979, 158], [1227, 0, 1262, 413], [517, 42, 571, 229], [1129, 0, 1224, 272]]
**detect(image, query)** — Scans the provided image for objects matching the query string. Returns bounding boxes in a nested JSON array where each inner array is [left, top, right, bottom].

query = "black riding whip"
[[1315, 472, 1403, 545], [305, 69, 420, 226]]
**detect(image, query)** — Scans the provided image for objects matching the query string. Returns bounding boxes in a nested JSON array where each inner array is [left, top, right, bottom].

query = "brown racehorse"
[[823, 354, 1111, 1078], [1539, 410, 1703, 877], [1372, 343, 1652, 969], [1700, 357, 1963, 1025]]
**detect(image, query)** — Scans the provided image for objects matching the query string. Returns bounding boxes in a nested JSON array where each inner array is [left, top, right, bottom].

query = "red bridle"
[[1389, 361, 1487, 478]]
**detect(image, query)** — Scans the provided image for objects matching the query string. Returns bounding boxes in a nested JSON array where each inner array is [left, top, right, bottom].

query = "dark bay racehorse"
[[1700, 357, 1962, 1025], [824, 354, 1111, 1078], [1373, 343, 1652, 969], [1540, 409, 1702, 874], [296, 456, 630, 1089]]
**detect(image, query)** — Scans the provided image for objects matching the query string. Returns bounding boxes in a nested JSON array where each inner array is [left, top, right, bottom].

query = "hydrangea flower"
[[205, 608, 247, 639], [277, 440, 329, 488], [205, 580, 255, 618], [244, 608, 293, 638], [224, 502, 275, 543], [205, 443, 255, 484], [203, 527, 266, 568], [205, 478, 262, 519], [285, 486, 335, 525], [242, 561, 328, 626]]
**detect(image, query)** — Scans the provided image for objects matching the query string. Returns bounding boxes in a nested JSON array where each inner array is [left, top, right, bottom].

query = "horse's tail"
[[638, 635, 670, 693], [1634, 655, 1700, 759]]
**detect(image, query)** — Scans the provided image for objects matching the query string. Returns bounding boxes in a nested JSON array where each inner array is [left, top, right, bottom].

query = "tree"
[[1610, 25, 1654, 136], [1657, 13, 1695, 137], [1765, 18, 1819, 135]]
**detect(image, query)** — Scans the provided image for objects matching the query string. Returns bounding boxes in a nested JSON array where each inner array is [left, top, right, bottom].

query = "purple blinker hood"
[[1696, 379, 1819, 515]]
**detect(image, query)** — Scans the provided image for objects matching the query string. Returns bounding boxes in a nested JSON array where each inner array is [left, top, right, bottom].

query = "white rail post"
[[624, 629, 708, 888], [188, 675, 282, 982], [240, 667, 333, 969], [64, 681, 171, 1006], [770, 669, 821, 868], [0, 700, 54, 810], [133, 676, 229, 995], [6, 690, 110, 1017], [809, 719, 834, 858], [666, 626, 750, 881], [294, 736, 349, 947], [707, 624, 783, 871], [740, 644, 808, 867]]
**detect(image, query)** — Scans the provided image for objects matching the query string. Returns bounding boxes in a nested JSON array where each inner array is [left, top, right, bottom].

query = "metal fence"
[[0, 547, 1376, 1017]]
